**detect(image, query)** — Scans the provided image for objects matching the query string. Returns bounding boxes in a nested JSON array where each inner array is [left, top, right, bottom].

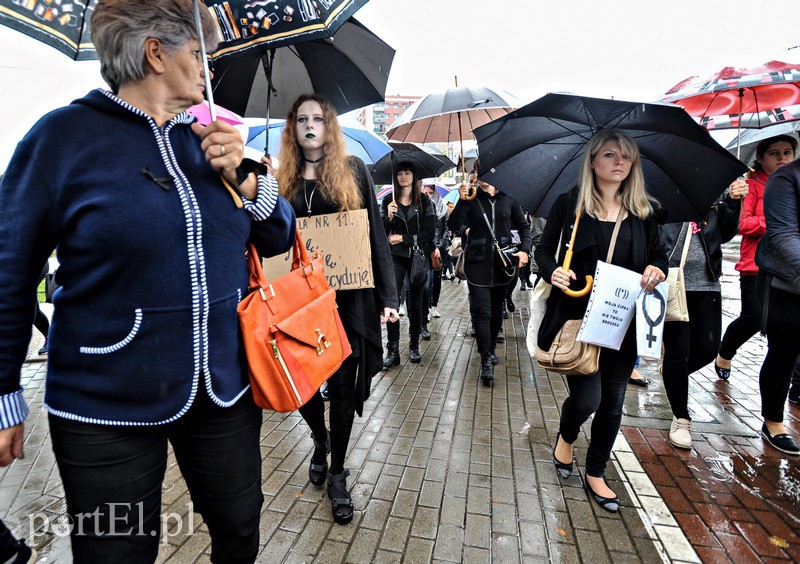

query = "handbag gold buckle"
[[259, 285, 276, 301], [315, 329, 331, 355]]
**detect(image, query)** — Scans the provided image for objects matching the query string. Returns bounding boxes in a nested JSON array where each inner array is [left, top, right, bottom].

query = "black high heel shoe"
[[552, 433, 573, 479], [586, 478, 620, 513], [309, 430, 330, 487]]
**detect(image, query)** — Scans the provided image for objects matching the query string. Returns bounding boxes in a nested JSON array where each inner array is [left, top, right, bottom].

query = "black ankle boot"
[[421, 325, 431, 340], [383, 341, 400, 369], [409, 337, 422, 363], [480, 353, 494, 386]]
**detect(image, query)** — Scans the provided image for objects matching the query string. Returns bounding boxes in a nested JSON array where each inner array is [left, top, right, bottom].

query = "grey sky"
[[1, 0, 799, 169]]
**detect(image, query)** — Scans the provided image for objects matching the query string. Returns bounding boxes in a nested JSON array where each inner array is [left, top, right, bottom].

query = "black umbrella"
[[212, 18, 394, 154], [370, 143, 456, 185], [474, 93, 749, 223]]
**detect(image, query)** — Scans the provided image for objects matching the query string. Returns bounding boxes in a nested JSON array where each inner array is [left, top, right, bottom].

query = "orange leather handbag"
[[238, 228, 351, 412]]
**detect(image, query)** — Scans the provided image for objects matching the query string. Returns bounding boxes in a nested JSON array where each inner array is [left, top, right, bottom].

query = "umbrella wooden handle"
[[464, 186, 477, 200], [560, 249, 593, 298]]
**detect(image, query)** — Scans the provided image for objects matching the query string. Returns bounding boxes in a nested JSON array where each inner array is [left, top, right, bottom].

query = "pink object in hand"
[[187, 101, 244, 126]]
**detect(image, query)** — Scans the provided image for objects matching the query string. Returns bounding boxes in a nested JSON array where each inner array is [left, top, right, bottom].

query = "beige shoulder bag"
[[665, 223, 692, 323]]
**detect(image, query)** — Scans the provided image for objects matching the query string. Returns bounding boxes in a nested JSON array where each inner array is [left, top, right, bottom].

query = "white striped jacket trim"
[[241, 174, 279, 221], [0, 391, 28, 429], [79, 309, 143, 354]]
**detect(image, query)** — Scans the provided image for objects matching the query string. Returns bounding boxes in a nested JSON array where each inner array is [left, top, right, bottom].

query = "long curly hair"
[[276, 94, 362, 211]]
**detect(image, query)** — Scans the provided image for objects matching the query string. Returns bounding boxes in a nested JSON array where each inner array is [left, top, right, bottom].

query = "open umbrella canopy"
[[475, 93, 749, 223], [0, 0, 98, 60], [385, 86, 521, 144], [207, 0, 367, 61], [725, 122, 800, 165], [247, 119, 391, 165], [212, 18, 394, 120], [370, 143, 456, 185], [662, 61, 800, 130]]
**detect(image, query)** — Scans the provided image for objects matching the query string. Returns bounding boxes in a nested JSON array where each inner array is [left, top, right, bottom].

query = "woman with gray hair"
[[0, 0, 295, 560]]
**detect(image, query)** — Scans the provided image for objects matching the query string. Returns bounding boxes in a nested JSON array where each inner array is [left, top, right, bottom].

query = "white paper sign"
[[636, 282, 669, 359], [577, 262, 642, 350]]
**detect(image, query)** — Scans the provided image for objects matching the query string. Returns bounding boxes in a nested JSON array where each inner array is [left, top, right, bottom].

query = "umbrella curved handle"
[[562, 275, 593, 298], [464, 186, 477, 200], [560, 248, 593, 298]]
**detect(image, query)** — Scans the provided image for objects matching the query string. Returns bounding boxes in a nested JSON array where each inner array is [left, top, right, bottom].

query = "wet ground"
[[3, 236, 799, 562]]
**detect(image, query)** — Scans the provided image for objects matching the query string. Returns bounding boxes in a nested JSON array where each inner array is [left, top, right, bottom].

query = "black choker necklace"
[[304, 156, 324, 164]]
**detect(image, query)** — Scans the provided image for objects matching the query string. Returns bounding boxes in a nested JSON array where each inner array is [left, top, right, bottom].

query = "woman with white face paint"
[[276, 94, 399, 525]]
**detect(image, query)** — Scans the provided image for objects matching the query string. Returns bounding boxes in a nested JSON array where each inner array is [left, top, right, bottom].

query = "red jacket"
[[735, 170, 769, 275]]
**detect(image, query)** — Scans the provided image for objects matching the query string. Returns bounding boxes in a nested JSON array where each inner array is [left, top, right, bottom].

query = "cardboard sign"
[[263, 210, 374, 291], [577, 261, 641, 350], [636, 282, 669, 359]]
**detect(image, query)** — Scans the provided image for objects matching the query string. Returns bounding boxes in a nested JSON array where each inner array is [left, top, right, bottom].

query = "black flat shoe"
[[552, 433, 573, 479], [714, 361, 731, 381], [762, 424, 800, 456], [489, 352, 499, 366], [421, 326, 432, 341], [586, 480, 620, 513], [328, 469, 354, 525], [309, 430, 330, 487], [628, 377, 652, 387]]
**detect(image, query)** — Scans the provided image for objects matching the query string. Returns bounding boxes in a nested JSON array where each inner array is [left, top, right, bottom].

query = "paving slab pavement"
[[3, 238, 799, 562]]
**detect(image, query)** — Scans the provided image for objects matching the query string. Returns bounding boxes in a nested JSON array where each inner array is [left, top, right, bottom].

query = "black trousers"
[[298, 355, 358, 475], [718, 275, 760, 360], [428, 266, 443, 308], [388, 256, 424, 342], [33, 304, 49, 338], [49, 390, 264, 563], [467, 283, 508, 355], [662, 291, 721, 420], [0, 519, 17, 560], [758, 272, 800, 422], [559, 328, 638, 477]]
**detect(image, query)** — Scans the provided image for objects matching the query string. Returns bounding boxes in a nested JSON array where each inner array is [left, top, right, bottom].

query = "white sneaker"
[[398, 304, 406, 316], [430, 307, 441, 318], [669, 416, 692, 449]]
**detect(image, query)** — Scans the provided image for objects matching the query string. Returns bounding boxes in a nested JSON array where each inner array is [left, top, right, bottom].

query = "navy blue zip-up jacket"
[[756, 158, 800, 285], [0, 90, 295, 427]]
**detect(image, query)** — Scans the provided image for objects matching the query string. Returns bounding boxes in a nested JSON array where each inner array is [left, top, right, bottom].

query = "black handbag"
[[770, 273, 800, 294], [410, 209, 431, 286], [410, 243, 429, 286]]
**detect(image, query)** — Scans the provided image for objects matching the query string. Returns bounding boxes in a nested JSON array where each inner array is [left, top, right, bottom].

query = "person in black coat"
[[659, 180, 747, 450], [754, 157, 800, 455], [447, 165, 531, 385], [380, 163, 436, 366], [276, 95, 399, 524], [535, 129, 668, 514]]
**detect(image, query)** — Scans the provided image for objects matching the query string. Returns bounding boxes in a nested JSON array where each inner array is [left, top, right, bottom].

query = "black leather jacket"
[[380, 195, 436, 259], [660, 192, 741, 282]]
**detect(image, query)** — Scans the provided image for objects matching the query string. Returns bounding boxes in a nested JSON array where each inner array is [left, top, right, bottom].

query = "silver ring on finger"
[[220, 144, 225, 156]]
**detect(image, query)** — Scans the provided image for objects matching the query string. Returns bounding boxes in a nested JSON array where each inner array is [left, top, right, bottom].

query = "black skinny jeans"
[[388, 255, 424, 342], [719, 275, 760, 360], [48, 390, 264, 563], [559, 328, 638, 478], [662, 291, 721, 420], [298, 355, 358, 475], [468, 283, 508, 355], [758, 271, 800, 423]]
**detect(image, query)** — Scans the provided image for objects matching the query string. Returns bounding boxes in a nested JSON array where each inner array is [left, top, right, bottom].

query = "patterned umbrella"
[[0, 0, 98, 60], [661, 61, 800, 158]]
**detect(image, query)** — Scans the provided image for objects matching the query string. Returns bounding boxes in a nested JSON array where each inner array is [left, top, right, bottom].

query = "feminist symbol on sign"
[[641, 290, 666, 346]]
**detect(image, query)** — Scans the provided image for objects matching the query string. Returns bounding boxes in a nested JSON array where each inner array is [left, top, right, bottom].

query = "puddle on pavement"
[[690, 453, 800, 526]]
